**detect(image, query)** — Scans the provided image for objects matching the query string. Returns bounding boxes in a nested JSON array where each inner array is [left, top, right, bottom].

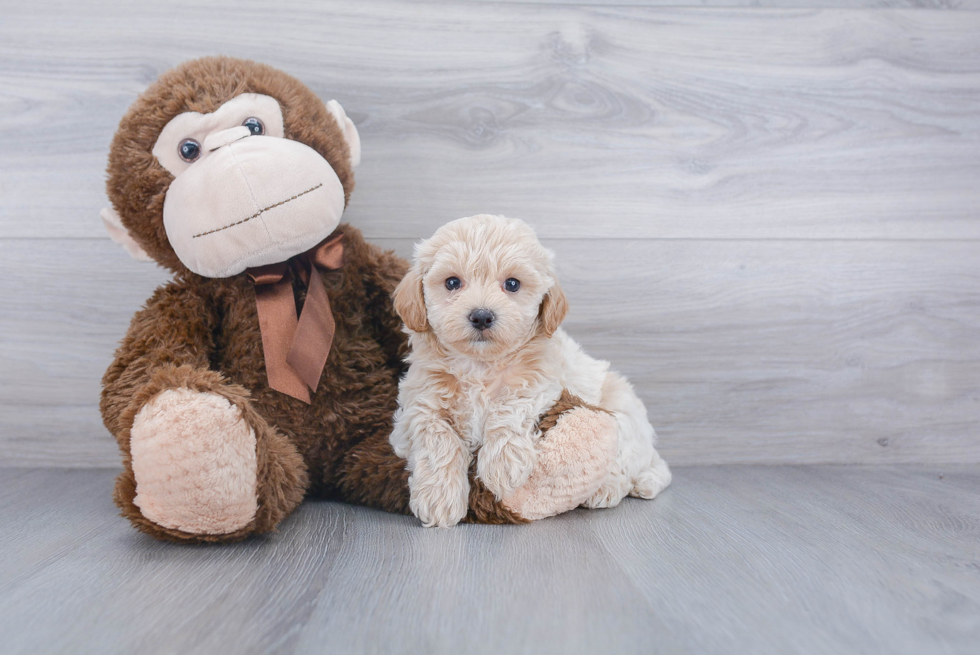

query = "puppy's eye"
[[242, 117, 265, 136], [178, 138, 202, 162], [445, 277, 462, 291], [504, 278, 521, 293]]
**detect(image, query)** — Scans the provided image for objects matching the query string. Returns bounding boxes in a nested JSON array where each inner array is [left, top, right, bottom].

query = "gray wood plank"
[[2, 2, 979, 239], [0, 466, 977, 655], [291, 506, 664, 655], [0, 468, 117, 591], [473, 0, 980, 8], [0, 405, 119, 468], [2, 237, 977, 466], [586, 465, 980, 655]]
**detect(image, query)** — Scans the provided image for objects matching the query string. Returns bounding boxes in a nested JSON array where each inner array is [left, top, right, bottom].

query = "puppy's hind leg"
[[630, 449, 672, 500], [579, 408, 633, 509], [583, 371, 670, 508]]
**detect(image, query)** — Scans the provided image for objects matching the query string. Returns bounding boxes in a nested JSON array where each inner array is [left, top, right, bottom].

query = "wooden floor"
[[0, 466, 976, 655]]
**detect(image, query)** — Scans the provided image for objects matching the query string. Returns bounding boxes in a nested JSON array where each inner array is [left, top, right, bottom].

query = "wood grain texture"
[[0, 466, 977, 655], [473, 0, 980, 8], [2, 237, 977, 466], [1, 1, 980, 239], [1, 0, 978, 466]]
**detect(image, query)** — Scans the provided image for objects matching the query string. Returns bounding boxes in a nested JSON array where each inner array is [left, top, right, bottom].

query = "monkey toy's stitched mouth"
[[191, 183, 324, 239], [163, 132, 347, 279]]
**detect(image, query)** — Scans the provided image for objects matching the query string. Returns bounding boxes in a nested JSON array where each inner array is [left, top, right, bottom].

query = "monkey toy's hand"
[[477, 425, 539, 502], [498, 393, 619, 521]]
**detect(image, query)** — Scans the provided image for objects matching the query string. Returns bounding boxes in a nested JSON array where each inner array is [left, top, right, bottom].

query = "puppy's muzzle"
[[468, 308, 495, 332]]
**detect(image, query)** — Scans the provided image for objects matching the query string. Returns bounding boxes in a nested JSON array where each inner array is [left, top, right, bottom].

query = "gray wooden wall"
[[1, 0, 978, 467]]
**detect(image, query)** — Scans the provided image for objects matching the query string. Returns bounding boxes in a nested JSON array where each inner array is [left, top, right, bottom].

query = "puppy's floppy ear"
[[393, 265, 429, 332], [538, 279, 568, 338]]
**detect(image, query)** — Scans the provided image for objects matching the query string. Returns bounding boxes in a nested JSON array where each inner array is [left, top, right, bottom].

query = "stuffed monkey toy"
[[99, 57, 617, 542]]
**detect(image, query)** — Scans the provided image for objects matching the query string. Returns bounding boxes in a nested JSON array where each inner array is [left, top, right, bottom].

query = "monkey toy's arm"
[[358, 240, 412, 376], [101, 279, 307, 543], [101, 281, 215, 432]]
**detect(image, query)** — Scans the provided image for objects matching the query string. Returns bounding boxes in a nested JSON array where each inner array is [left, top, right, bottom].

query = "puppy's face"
[[394, 215, 568, 360]]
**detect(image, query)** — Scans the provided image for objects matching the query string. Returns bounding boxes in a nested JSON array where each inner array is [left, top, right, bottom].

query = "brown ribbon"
[[247, 233, 344, 403]]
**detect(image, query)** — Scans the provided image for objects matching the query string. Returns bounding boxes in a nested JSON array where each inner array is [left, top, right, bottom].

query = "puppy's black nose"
[[468, 308, 495, 331]]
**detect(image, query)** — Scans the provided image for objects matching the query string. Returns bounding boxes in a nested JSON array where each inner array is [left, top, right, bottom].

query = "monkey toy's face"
[[103, 57, 361, 278], [153, 92, 355, 277]]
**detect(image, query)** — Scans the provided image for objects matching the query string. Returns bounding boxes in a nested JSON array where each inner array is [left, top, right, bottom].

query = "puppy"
[[391, 214, 671, 527]]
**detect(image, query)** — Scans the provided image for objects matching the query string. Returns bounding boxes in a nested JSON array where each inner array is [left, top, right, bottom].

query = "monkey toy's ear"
[[100, 206, 152, 262], [325, 100, 361, 168]]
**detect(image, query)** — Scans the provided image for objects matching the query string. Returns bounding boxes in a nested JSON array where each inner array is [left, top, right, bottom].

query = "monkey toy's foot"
[[128, 388, 260, 536], [501, 404, 618, 521], [114, 369, 308, 543]]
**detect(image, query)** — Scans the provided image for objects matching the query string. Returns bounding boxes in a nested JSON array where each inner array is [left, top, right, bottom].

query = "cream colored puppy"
[[391, 215, 671, 527]]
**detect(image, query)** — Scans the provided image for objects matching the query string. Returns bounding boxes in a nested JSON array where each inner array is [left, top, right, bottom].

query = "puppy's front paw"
[[408, 465, 469, 528], [477, 437, 537, 501]]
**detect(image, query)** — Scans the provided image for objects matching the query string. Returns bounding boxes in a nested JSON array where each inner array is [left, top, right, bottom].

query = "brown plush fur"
[[101, 219, 424, 542], [536, 389, 609, 433], [103, 57, 589, 543]]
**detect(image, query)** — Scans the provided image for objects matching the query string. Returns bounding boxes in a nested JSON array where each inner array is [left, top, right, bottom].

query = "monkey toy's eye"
[[445, 277, 462, 291], [242, 117, 265, 136], [504, 278, 521, 293], [178, 138, 202, 162]]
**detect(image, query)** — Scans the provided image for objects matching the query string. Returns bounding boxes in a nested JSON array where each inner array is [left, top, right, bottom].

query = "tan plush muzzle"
[[163, 128, 346, 278]]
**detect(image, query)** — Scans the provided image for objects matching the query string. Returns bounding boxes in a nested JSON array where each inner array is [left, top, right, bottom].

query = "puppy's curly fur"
[[391, 215, 672, 528]]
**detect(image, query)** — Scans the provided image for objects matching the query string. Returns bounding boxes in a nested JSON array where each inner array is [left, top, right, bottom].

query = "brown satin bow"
[[247, 233, 344, 403]]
